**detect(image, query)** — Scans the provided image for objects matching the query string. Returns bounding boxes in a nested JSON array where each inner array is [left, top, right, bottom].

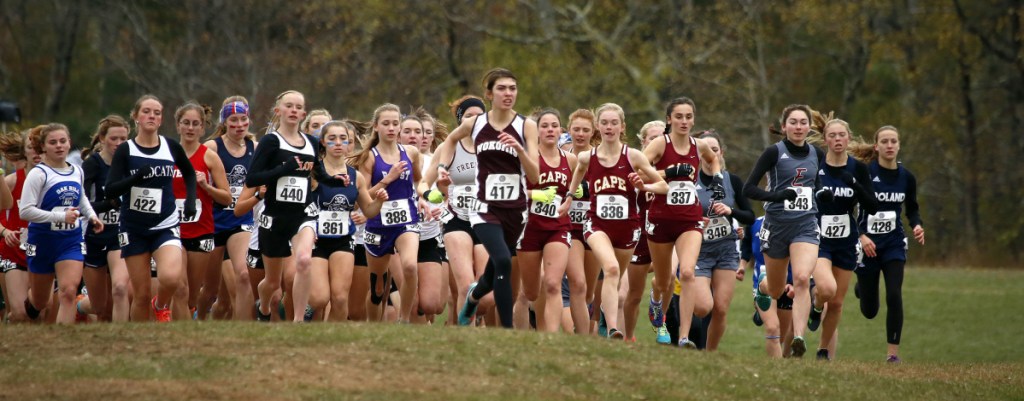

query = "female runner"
[[106, 94, 197, 322]]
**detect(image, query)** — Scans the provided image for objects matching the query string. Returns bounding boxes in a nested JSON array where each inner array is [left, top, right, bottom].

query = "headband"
[[455, 98, 486, 124], [219, 101, 249, 123]]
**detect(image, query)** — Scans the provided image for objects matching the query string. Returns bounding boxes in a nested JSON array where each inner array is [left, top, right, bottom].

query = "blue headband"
[[219, 101, 249, 123]]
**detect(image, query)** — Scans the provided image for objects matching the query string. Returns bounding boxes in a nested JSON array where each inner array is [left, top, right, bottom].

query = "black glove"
[[93, 198, 120, 215], [840, 172, 856, 187], [774, 188, 799, 202], [816, 188, 834, 203], [709, 175, 726, 201], [665, 163, 695, 179], [183, 199, 198, 221], [278, 157, 301, 173]]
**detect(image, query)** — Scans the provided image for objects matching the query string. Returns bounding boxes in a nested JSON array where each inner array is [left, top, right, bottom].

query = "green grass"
[[0, 267, 1022, 400]]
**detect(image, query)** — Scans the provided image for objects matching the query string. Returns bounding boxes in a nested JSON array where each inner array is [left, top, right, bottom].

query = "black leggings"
[[469, 223, 515, 328], [857, 259, 905, 345]]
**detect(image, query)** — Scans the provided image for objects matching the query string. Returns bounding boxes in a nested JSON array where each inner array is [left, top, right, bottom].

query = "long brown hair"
[[850, 125, 899, 163], [567, 108, 599, 147], [82, 115, 129, 159], [347, 103, 401, 168], [0, 129, 28, 162]]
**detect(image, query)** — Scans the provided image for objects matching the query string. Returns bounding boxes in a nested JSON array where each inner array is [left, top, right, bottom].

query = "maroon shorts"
[[518, 227, 571, 252], [630, 230, 652, 264], [583, 217, 640, 250], [570, 227, 591, 250], [470, 206, 527, 250], [646, 216, 704, 244]]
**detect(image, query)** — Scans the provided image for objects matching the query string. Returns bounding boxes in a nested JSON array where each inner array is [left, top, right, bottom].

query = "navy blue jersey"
[[213, 136, 255, 231], [314, 165, 358, 238], [83, 153, 118, 240], [367, 145, 418, 230], [859, 161, 919, 250], [817, 156, 860, 247], [117, 137, 181, 232]]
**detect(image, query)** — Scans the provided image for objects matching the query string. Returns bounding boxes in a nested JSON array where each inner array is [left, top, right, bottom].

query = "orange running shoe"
[[151, 296, 171, 323]]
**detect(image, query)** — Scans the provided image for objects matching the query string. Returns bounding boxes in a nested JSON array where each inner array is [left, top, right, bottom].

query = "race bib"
[[667, 181, 697, 206], [596, 194, 627, 220], [176, 199, 202, 224], [226, 185, 242, 210], [821, 214, 851, 239], [867, 211, 897, 234], [276, 176, 308, 203], [50, 206, 80, 231], [129, 187, 161, 214], [438, 205, 454, 224], [100, 209, 120, 225], [485, 174, 520, 201], [530, 195, 562, 218], [258, 213, 273, 229], [318, 211, 351, 236], [703, 216, 731, 241], [569, 200, 589, 225], [784, 186, 812, 212], [363, 231, 382, 246], [451, 185, 479, 214], [757, 226, 770, 242], [381, 200, 413, 226]]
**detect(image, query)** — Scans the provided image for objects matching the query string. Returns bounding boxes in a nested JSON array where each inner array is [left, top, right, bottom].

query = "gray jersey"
[[447, 139, 481, 221], [764, 141, 818, 221], [697, 171, 737, 244]]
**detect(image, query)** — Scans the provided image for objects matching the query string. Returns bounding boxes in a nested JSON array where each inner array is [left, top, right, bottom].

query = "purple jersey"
[[367, 145, 419, 229]]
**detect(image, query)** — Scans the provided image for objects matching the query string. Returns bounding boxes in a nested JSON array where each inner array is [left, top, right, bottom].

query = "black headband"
[[455, 98, 486, 124]]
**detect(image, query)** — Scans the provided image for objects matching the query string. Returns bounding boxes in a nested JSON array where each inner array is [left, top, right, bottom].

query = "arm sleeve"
[[743, 145, 779, 202], [167, 139, 197, 209], [105, 144, 143, 198], [729, 174, 755, 225], [83, 156, 118, 214], [313, 160, 349, 187], [813, 147, 824, 192], [904, 170, 923, 227], [245, 134, 288, 187], [852, 161, 879, 215], [77, 167, 96, 220], [19, 169, 65, 224], [740, 224, 753, 262]]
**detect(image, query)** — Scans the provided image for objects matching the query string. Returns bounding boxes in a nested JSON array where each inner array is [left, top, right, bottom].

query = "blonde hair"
[[302, 109, 332, 134], [264, 90, 303, 135], [567, 108, 599, 147], [413, 106, 448, 151], [637, 120, 666, 142], [82, 115, 129, 159], [347, 103, 401, 168], [594, 103, 627, 142]]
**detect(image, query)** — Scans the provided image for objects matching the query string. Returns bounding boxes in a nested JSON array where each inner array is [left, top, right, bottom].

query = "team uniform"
[[582, 144, 640, 249], [750, 140, 823, 258], [467, 114, 528, 247], [856, 160, 922, 347], [647, 135, 704, 243], [244, 132, 319, 258], [82, 153, 121, 268], [0, 170, 30, 273], [695, 171, 753, 277], [212, 136, 255, 248], [817, 156, 876, 270], [173, 145, 215, 253], [443, 139, 482, 244], [106, 136, 196, 257], [20, 163, 95, 274], [518, 150, 572, 252], [363, 145, 419, 257], [311, 165, 358, 260], [630, 192, 654, 264], [415, 153, 444, 264], [245, 200, 265, 270], [567, 147, 592, 251], [748, 217, 794, 310]]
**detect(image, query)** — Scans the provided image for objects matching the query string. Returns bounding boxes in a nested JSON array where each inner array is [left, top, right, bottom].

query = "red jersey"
[[585, 145, 639, 223], [173, 145, 214, 239], [526, 149, 572, 231], [0, 169, 28, 266], [648, 135, 702, 222]]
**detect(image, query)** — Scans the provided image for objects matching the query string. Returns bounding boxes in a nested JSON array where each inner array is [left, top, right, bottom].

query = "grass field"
[[1, 267, 1022, 400]]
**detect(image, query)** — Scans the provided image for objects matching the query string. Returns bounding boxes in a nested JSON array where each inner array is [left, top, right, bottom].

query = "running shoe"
[[816, 349, 830, 361], [754, 273, 772, 311], [255, 300, 271, 322], [752, 310, 763, 327], [304, 305, 315, 322], [656, 325, 671, 345], [649, 300, 664, 328], [808, 307, 822, 331], [597, 311, 608, 337], [791, 336, 807, 357], [191, 307, 198, 321], [886, 355, 902, 364], [151, 296, 171, 323], [678, 338, 697, 349], [608, 328, 625, 340], [75, 294, 88, 324], [457, 282, 479, 326], [854, 281, 861, 299]]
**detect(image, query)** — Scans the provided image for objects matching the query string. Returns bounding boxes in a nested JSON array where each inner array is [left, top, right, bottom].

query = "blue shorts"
[[759, 216, 820, 259], [85, 233, 120, 268], [27, 234, 85, 274], [363, 224, 418, 257], [118, 227, 182, 258], [860, 239, 908, 271], [695, 240, 740, 278], [818, 244, 858, 271]]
